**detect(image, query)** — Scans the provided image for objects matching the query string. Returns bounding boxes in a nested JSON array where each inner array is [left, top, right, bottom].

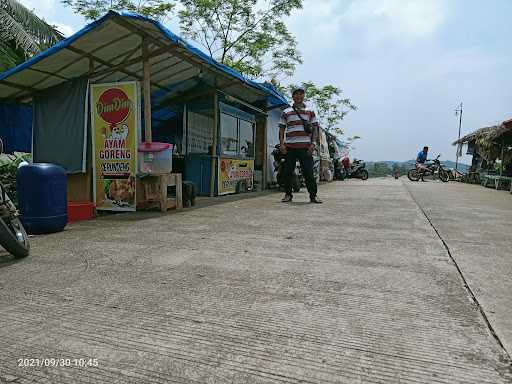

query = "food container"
[[138, 142, 173, 174]]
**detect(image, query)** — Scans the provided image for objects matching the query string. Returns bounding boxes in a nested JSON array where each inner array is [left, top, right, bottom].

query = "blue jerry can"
[[17, 163, 67, 234]]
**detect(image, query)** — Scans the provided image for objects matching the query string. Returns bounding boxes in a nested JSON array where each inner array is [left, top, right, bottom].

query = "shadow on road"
[[95, 189, 278, 223], [0, 252, 23, 268]]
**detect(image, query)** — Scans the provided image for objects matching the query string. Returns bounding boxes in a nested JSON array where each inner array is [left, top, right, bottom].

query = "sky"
[[19, 0, 512, 162]]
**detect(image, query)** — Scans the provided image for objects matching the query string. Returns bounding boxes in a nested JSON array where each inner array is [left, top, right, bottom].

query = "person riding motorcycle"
[[416, 146, 429, 178]]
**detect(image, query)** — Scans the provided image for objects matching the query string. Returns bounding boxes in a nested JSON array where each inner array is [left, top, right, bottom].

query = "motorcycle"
[[407, 155, 449, 182], [344, 159, 369, 180], [272, 144, 302, 192], [0, 141, 30, 258]]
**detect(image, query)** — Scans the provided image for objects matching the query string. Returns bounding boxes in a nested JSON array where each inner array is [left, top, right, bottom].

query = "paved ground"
[[0, 178, 511, 383], [407, 180, 512, 355]]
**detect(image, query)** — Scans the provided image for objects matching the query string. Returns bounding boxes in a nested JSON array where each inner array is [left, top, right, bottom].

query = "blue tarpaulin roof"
[[0, 11, 288, 109]]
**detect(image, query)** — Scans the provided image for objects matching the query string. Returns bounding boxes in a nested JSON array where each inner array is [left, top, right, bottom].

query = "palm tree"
[[0, 0, 63, 72]]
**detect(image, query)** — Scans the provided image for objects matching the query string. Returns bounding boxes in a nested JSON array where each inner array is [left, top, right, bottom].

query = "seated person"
[[416, 146, 429, 173]]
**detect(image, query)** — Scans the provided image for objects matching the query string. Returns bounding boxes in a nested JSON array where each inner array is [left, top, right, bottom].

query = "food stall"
[[0, 11, 288, 215]]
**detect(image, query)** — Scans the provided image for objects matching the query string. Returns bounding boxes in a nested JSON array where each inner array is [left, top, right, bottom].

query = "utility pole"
[[455, 102, 463, 172]]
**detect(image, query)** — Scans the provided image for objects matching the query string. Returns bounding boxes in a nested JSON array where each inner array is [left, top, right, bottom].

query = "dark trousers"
[[284, 148, 318, 197]]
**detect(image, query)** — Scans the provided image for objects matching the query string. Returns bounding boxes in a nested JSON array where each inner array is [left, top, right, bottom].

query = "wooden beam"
[[220, 91, 267, 115], [8, 92, 33, 104], [147, 57, 184, 76], [66, 45, 171, 92], [108, 56, 183, 83], [117, 43, 142, 63], [1, 80, 36, 93], [150, 66, 198, 86], [111, 16, 199, 68], [90, 45, 141, 82], [143, 40, 152, 143], [27, 67, 70, 81], [88, 58, 95, 75], [6, 33, 135, 100], [91, 45, 142, 83], [90, 46, 169, 79]]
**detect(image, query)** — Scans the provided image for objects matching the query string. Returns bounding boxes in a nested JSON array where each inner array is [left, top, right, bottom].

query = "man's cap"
[[292, 87, 305, 96]]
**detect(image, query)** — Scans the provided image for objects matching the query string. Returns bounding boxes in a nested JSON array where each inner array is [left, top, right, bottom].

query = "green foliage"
[[367, 161, 409, 178], [369, 162, 390, 177], [286, 81, 357, 136], [179, 0, 303, 80], [0, 42, 21, 71], [0, 0, 63, 72], [0, 152, 32, 205], [61, 0, 174, 20]]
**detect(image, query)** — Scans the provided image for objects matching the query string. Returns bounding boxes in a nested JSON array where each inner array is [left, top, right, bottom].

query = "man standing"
[[279, 88, 322, 203]]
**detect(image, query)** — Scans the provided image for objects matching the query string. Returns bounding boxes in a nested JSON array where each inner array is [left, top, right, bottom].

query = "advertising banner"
[[218, 158, 254, 195], [91, 82, 138, 211]]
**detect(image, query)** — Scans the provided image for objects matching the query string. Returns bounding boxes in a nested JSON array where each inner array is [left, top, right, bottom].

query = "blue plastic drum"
[[17, 163, 67, 234]]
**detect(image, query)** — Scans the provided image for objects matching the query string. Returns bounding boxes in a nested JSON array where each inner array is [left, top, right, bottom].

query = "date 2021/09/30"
[[18, 358, 99, 368]]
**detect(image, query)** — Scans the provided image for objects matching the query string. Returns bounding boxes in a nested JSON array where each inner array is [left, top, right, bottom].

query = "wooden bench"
[[136, 173, 183, 212]]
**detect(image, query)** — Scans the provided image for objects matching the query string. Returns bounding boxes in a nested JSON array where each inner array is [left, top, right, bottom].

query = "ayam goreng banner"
[[218, 158, 254, 195], [91, 82, 139, 211]]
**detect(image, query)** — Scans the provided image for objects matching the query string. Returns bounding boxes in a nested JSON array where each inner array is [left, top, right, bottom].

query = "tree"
[[61, 0, 174, 21], [369, 162, 390, 178], [287, 81, 357, 136], [0, 0, 63, 72], [179, 0, 303, 80]]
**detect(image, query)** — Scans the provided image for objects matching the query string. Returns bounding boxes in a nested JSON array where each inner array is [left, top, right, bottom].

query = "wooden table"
[[136, 173, 183, 212]]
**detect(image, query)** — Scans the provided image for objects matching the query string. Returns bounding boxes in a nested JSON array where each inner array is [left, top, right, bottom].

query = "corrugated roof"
[[0, 11, 288, 108]]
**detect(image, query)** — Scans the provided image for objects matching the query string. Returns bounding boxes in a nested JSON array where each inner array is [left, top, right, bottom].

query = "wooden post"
[[88, 58, 95, 75], [142, 40, 152, 142], [210, 92, 219, 197], [262, 117, 268, 190], [500, 140, 505, 177]]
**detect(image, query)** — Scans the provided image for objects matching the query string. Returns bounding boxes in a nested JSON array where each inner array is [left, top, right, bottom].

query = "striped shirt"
[[279, 103, 319, 149]]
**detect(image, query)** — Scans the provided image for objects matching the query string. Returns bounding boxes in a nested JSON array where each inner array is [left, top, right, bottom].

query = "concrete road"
[[0, 178, 511, 383], [406, 179, 512, 356]]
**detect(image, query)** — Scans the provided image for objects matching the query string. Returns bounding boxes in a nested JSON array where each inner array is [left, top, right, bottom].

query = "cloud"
[[341, 0, 447, 39], [289, 0, 448, 51]]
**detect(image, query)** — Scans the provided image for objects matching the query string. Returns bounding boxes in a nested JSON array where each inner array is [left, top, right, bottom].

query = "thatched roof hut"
[[452, 126, 499, 145], [452, 119, 512, 163]]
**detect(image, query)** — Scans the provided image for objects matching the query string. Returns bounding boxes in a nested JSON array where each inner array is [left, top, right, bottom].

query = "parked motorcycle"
[[0, 141, 30, 258], [407, 155, 449, 182], [272, 144, 302, 192], [344, 159, 369, 180]]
